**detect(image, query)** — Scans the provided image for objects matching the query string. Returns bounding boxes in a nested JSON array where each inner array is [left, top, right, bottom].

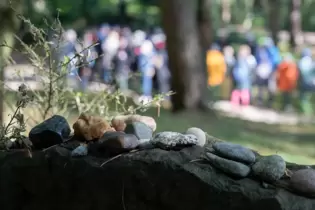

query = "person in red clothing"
[[276, 53, 299, 111]]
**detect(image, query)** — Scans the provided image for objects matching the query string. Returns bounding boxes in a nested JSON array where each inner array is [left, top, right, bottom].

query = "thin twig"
[[100, 154, 123, 167]]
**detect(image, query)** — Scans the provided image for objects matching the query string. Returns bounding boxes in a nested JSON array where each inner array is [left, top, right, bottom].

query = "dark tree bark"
[[289, 0, 302, 49], [267, 0, 281, 44], [160, 0, 209, 113], [118, 0, 127, 25], [197, 0, 213, 109]]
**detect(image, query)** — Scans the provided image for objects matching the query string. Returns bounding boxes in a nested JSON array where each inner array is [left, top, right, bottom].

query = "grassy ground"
[[147, 109, 315, 165]]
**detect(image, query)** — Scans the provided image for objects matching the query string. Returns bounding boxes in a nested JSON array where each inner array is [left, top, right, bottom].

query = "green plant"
[[0, 83, 33, 149]]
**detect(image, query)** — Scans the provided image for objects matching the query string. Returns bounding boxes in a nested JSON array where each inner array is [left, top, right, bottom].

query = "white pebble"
[[186, 127, 206, 147]]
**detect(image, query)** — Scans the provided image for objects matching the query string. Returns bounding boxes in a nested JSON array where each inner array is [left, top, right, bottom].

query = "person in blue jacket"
[[265, 37, 282, 107], [254, 38, 276, 107], [264, 37, 281, 70], [298, 48, 315, 115], [230, 45, 256, 106]]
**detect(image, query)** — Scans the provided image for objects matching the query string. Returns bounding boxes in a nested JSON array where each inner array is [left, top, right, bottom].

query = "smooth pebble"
[[213, 142, 256, 164], [205, 152, 251, 178], [290, 169, 315, 194], [252, 155, 286, 182], [186, 127, 206, 147]]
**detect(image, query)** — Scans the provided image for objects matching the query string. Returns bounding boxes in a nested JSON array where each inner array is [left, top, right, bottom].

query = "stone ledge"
[[0, 145, 314, 210]]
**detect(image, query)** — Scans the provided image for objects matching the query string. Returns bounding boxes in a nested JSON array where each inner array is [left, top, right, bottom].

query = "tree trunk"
[[0, 0, 22, 125], [267, 0, 281, 44], [118, 0, 127, 25], [289, 0, 302, 49], [160, 0, 207, 112], [197, 0, 213, 108]]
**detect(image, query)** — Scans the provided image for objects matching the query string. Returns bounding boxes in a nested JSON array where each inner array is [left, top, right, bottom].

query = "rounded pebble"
[[151, 131, 198, 150], [213, 142, 256, 164], [290, 169, 315, 194], [252, 155, 286, 182], [205, 152, 251, 178], [186, 127, 206, 147], [71, 145, 88, 157]]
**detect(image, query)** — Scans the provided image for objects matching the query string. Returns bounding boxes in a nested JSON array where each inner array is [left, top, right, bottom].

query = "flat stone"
[[101, 131, 126, 139], [88, 132, 139, 157], [124, 122, 153, 140], [205, 152, 251, 178], [151, 131, 198, 150], [252, 155, 286, 182], [186, 127, 206, 147], [290, 169, 315, 194], [213, 142, 256, 164]]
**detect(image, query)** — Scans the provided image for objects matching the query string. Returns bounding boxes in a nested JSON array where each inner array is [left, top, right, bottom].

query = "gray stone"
[[290, 169, 315, 194], [151, 131, 198, 150], [213, 142, 256, 164], [186, 127, 206, 146], [205, 152, 251, 178], [252, 155, 286, 182], [29, 115, 71, 150], [124, 122, 153, 140], [71, 145, 88, 157], [89, 132, 139, 157], [137, 139, 155, 150]]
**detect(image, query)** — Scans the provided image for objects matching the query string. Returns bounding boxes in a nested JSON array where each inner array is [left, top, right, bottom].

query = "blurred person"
[[223, 45, 236, 96], [206, 43, 227, 101], [101, 28, 120, 84], [130, 30, 147, 72], [97, 24, 110, 43], [132, 30, 147, 55], [298, 48, 315, 115], [245, 32, 257, 57], [223, 45, 236, 75], [60, 29, 79, 76], [264, 37, 281, 71], [113, 36, 130, 92], [77, 31, 98, 91], [138, 39, 156, 104], [230, 45, 256, 106], [254, 38, 274, 107], [58, 29, 84, 90], [96, 23, 110, 56], [152, 35, 171, 108], [265, 37, 282, 105], [276, 53, 299, 111]]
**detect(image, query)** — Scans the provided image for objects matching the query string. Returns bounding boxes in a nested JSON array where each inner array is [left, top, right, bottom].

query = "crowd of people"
[[57, 24, 170, 105], [56, 24, 315, 115], [208, 37, 315, 115]]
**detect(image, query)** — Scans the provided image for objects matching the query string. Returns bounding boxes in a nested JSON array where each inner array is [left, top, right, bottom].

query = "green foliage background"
[[22, 0, 315, 31]]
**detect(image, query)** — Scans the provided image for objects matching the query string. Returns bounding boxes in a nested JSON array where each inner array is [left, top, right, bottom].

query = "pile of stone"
[[27, 113, 206, 157], [23, 113, 315, 198]]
